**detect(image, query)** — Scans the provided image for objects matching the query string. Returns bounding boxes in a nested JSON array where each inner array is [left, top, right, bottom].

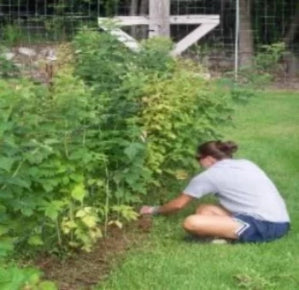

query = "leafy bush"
[[227, 42, 287, 88], [0, 48, 138, 255], [255, 42, 286, 74], [0, 65, 109, 253], [0, 29, 238, 256], [0, 47, 19, 78], [0, 263, 57, 290], [138, 60, 233, 188], [1, 24, 23, 46], [73, 30, 234, 202]]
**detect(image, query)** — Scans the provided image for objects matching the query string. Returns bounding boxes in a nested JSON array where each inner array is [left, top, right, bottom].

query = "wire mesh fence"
[[0, 0, 298, 76], [0, 0, 101, 43]]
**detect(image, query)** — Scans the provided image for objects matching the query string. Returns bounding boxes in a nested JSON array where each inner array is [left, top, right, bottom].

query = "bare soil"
[[269, 78, 299, 91], [35, 216, 152, 290]]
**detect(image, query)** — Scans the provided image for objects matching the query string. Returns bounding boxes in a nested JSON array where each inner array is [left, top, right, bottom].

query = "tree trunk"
[[139, 0, 148, 39], [220, 0, 225, 36], [139, 0, 149, 15], [284, 2, 299, 46], [284, 52, 299, 78], [239, 0, 254, 67]]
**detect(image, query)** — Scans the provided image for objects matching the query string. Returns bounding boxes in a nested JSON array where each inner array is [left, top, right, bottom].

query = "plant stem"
[[104, 164, 110, 237], [64, 121, 69, 158], [82, 128, 86, 146], [56, 217, 62, 246], [69, 201, 74, 241]]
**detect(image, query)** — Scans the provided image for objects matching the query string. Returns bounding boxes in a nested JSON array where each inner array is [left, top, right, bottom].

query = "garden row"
[[0, 29, 249, 287]]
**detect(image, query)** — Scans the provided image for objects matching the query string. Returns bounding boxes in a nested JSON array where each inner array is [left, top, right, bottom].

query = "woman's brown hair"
[[197, 140, 238, 160]]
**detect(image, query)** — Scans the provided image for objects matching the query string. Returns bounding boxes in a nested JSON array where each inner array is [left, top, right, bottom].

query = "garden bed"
[[35, 216, 152, 289]]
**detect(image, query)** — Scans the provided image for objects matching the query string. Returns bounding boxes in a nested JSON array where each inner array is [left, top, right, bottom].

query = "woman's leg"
[[183, 204, 240, 240], [195, 204, 232, 216]]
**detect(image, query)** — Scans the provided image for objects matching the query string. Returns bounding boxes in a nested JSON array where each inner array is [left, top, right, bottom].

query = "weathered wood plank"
[[113, 16, 149, 26], [98, 19, 140, 52], [171, 23, 219, 56], [170, 15, 220, 24]]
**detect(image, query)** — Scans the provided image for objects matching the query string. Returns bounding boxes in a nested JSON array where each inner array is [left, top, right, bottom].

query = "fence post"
[[234, 0, 240, 80], [149, 0, 170, 38]]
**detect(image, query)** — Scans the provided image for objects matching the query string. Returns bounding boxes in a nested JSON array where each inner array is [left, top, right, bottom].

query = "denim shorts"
[[233, 214, 290, 243]]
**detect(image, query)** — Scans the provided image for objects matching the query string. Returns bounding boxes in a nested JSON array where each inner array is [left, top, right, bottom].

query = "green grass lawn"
[[99, 91, 299, 290]]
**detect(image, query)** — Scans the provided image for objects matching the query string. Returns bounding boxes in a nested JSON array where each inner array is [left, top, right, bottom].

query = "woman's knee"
[[183, 215, 199, 232], [196, 204, 208, 214]]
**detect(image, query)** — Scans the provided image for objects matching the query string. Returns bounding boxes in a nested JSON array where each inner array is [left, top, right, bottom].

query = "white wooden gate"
[[98, 0, 219, 56]]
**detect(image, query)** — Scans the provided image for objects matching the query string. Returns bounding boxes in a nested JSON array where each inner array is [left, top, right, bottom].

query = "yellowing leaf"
[[89, 227, 103, 240], [108, 220, 123, 229], [75, 209, 86, 218], [69, 241, 80, 248], [81, 215, 97, 228], [83, 207, 92, 214], [61, 219, 77, 234], [175, 169, 188, 180]]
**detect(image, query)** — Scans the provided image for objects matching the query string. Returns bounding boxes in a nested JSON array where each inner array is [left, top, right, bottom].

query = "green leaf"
[[43, 200, 65, 221], [0, 157, 14, 172], [28, 235, 44, 246], [0, 238, 14, 257], [7, 177, 30, 189], [0, 225, 9, 236], [71, 183, 86, 202], [27, 272, 40, 285], [0, 268, 11, 283], [38, 281, 58, 290], [0, 205, 7, 213], [124, 142, 144, 161]]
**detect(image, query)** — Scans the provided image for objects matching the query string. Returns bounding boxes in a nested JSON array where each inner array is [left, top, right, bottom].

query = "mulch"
[[35, 216, 153, 290]]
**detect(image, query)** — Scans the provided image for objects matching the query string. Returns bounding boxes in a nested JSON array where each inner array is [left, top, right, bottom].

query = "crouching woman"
[[140, 140, 290, 243]]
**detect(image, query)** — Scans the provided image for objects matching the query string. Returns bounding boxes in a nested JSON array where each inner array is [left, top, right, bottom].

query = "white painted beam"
[[171, 23, 219, 56], [98, 19, 140, 52], [112, 16, 149, 26], [170, 15, 220, 25], [98, 14, 220, 55], [99, 15, 220, 26]]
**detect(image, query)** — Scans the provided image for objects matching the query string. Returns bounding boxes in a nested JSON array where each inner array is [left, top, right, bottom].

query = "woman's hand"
[[139, 206, 159, 215]]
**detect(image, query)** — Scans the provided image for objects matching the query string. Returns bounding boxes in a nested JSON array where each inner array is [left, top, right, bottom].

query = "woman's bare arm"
[[140, 194, 193, 215]]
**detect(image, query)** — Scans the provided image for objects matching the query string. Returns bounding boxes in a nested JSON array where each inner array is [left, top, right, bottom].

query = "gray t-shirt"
[[183, 159, 290, 222]]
